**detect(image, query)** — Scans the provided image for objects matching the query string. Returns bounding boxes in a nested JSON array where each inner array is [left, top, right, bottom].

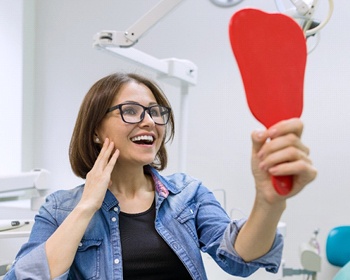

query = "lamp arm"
[[94, 0, 185, 48], [124, 0, 184, 45], [305, 0, 334, 36]]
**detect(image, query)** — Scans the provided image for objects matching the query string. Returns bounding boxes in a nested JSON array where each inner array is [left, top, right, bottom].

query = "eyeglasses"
[[107, 102, 171, 125]]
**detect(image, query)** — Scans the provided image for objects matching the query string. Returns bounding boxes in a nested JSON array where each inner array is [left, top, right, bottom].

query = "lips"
[[130, 135, 155, 145]]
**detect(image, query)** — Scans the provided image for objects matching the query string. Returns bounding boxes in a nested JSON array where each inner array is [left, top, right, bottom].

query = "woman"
[[4, 72, 317, 279]]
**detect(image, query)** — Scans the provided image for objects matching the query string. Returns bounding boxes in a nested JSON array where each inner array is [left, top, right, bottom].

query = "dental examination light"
[[275, 0, 334, 52], [0, 169, 52, 210], [93, 0, 198, 172]]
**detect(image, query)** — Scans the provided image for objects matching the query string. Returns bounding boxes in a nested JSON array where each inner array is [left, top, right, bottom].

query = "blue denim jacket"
[[4, 166, 283, 280]]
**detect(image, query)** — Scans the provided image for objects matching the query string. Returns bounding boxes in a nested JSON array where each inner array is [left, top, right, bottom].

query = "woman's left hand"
[[251, 118, 317, 203]]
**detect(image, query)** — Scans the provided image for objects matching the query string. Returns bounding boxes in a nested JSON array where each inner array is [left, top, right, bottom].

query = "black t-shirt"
[[119, 201, 193, 280]]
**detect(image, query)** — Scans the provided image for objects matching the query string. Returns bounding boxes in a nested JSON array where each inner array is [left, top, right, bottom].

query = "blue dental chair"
[[326, 226, 350, 279]]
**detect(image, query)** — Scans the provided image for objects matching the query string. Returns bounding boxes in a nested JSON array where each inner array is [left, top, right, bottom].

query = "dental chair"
[[326, 226, 350, 280]]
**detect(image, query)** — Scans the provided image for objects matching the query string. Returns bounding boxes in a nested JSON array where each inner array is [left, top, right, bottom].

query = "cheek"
[[97, 118, 129, 141], [158, 127, 166, 142], [96, 119, 110, 138]]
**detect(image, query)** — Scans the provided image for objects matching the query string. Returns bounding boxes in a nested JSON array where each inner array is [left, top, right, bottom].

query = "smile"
[[131, 135, 155, 145]]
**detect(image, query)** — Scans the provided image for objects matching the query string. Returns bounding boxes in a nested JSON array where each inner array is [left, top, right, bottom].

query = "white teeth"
[[131, 135, 154, 142]]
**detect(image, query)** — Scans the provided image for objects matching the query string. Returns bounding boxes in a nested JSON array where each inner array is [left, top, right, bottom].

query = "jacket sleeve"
[[3, 193, 69, 280], [216, 219, 283, 276], [196, 184, 283, 277]]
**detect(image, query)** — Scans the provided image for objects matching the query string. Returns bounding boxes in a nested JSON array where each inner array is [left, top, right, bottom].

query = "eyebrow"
[[120, 101, 158, 106]]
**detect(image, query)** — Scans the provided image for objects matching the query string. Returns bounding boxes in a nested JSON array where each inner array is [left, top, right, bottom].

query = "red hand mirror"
[[229, 8, 307, 195]]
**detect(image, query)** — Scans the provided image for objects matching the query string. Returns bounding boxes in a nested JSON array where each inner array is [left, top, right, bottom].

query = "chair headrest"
[[326, 226, 350, 267]]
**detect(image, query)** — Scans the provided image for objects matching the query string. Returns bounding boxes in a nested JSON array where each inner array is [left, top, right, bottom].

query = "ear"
[[93, 132, 101, 144]]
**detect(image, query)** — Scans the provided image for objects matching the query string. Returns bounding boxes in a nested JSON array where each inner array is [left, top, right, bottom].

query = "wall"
[[6, 0, 350, 279], [0, 1, 23, 174], [0, 0, 35, 174]]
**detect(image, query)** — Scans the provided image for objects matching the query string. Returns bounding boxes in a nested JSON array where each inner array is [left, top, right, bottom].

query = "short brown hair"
[[69, 73, 175, 179]]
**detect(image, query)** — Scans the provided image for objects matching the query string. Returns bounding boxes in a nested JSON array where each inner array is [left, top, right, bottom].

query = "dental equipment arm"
[[303, 0, 333, 37], [276, 0, 334, 37], [93, 0, 197, 86], [292, 0, 334, 37], [0, 169, 52, 210], [94, 0, 184, 48], [290, 0, 312, 15]]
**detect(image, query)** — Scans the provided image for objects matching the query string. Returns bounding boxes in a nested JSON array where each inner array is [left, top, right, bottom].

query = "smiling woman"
[[2, 1, 349, 279], [3, 71, 317, 280], [69, 73, 175, 179]]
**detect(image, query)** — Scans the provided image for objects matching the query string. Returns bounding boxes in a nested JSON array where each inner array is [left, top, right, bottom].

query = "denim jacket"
[[4, 166, 283, 280]]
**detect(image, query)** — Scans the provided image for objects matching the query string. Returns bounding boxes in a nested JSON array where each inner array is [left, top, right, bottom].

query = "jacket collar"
[[145, 165, 183, 196], [101, 165, 183, 211]]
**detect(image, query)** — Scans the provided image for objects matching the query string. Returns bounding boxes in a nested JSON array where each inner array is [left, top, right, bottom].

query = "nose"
[[140, 110, 155, 127]]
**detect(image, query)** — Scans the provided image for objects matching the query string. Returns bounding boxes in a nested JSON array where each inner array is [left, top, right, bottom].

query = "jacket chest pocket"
[[72, 239, 103, 280], [176, 203, 200, 247]]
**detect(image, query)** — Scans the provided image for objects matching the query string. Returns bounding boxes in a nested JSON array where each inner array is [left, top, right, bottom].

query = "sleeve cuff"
[[14, 243, 69, 280], [217, 218, 284, 274]]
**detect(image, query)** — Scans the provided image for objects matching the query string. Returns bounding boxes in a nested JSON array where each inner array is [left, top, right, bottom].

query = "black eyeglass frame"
[[106, 102, 171, 125]]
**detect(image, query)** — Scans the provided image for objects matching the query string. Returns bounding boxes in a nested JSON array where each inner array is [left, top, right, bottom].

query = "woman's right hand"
[[44, 139, 118, 278], [79, 138, 119, 213]]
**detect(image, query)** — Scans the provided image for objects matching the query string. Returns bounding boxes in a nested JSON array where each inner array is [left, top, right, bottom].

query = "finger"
[[95, 138, 114, 166], [104, 148, 119, 174], [267, 157, 313, 176], [269, 161, 317, 197], [96, 138, 110, 159], [268, 118, 304, 139], [258, 134, 310, 161], [251, 130, 269, 155], [259, 146, 311, 172]]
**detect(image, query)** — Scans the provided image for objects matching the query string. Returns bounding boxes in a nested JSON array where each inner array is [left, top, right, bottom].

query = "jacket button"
[[172, 243, 180, 250], [114, 258, 120, 264], [111, 217, 117, 222]]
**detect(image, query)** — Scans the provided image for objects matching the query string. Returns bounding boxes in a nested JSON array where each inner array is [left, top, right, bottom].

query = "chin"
[[136, 157, 156, 167]]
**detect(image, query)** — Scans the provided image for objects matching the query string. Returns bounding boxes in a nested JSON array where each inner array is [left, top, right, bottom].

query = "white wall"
[[6, 0, 350, 279], [0, 0, 36, 174], [0, 1, 23, 174]]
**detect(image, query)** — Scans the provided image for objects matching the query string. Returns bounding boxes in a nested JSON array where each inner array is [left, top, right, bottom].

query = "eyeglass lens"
[[120, 104, 169, 125]]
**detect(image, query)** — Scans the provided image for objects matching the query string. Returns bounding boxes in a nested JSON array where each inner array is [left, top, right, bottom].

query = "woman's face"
[[96, 81, 166, 167]]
